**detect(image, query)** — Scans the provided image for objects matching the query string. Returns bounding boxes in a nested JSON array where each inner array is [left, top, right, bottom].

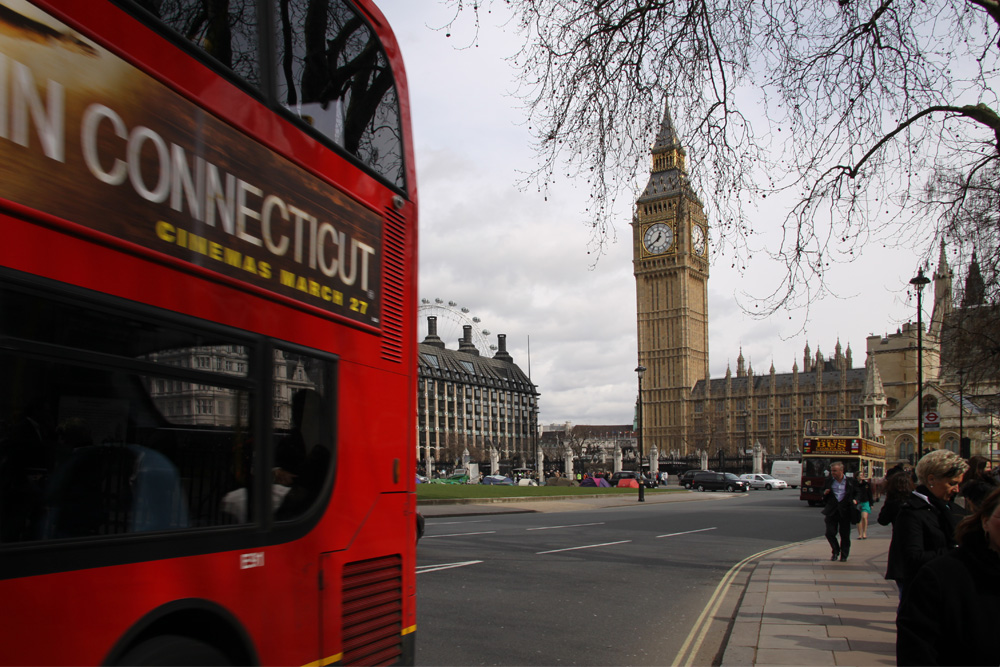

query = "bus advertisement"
[[0, 0, 417, 664], [800, 420, 887, 506]]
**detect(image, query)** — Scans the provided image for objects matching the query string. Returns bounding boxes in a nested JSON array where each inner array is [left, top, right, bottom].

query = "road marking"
[[428, 519, 493, 526], [671, 539, 813, 666], [423, 531, 496, 538], [656, 527, 717, 538], [527, 522, 606, 531], [417, 560, 483, 574], [536, 540, 631, 555]]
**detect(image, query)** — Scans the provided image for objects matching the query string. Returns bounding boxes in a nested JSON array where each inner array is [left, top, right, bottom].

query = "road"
[[416, 488, 821, 665]]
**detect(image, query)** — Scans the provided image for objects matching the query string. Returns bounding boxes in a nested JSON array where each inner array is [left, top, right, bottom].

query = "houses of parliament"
[[633, 103, 997, 465]]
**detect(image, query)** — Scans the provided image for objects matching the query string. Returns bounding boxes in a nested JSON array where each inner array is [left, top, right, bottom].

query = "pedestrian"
[[959, 454, 997, 514], [879, 468, 916, 590], [878, 468, 915, 528], [821, 461, 859, 561], [896, 485, 1000, 666], [886, 449, 968, 600], [856, 469, 873, 539]]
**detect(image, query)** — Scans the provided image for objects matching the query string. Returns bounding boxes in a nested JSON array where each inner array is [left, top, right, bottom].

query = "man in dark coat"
[[822, 461, 859, 561]]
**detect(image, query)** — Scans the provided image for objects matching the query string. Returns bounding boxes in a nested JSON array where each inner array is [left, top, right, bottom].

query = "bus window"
[[0, 286, 259, 542], [128, 0, 263, 89], [804, 457, 832, 478], [271, 349, 335, 521], [275, 0, 405, 188], [0, 359, 255, 542]]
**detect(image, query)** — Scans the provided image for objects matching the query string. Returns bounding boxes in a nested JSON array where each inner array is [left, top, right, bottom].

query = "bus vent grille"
[[342, 554, 403, 666], [380, 207, 407, 363]]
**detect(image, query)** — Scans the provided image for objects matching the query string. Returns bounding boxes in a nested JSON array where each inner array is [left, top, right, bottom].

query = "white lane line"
[[417, 560, 483, 574], [527, 522, 606, 531], [428, 519, 493, 526], [423, 531, 496, 538], [536, 540, 631, 555], [656, 527, 717, 539]]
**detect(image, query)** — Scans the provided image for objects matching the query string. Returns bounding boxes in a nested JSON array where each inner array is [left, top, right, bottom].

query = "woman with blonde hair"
[[884, 450, 968, 598], [897, 485, 1000, 665]]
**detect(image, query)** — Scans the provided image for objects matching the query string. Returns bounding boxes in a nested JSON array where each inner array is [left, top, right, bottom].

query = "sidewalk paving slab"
[[723, 523, 897, 666]]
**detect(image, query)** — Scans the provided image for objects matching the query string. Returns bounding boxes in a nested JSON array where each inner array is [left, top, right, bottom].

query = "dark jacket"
[[821, 475, 858, 519], [896, 530, 1000, 666], [856, 479, 873, 505], [885, 487, 967, 582], [877, 495, 905, 526]]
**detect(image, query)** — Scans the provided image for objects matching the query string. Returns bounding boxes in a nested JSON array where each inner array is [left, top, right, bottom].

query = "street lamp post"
[[958, 369, 966, 458], [636, 365, 646, 503], [910, 268, 930, 461], [744, 410, 751, 465]]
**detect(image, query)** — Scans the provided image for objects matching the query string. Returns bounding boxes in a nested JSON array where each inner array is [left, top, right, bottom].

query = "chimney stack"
[[421, 316, 445, 348], [458, 325, 479, 355], [493, 333, 513, 363]]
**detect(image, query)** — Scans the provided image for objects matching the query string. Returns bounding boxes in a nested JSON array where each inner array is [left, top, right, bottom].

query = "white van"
[[770, 460, 802, 488]]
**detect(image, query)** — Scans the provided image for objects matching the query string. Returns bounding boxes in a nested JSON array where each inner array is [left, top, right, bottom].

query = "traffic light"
[[961, 437, 971, 459]]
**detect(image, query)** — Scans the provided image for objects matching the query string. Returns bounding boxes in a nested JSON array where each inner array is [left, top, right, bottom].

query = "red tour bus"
[[0, 0, 417, 664]]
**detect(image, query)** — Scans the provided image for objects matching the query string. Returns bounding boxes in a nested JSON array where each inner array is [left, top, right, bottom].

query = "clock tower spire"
[[632, 99, 710, 456]]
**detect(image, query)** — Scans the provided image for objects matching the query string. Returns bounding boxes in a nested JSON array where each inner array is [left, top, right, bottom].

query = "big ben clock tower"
[[632, 102, 710, 456]]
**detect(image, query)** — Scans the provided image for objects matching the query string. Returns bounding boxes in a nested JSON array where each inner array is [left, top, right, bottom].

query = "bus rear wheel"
[[117, 635, 231, 666]]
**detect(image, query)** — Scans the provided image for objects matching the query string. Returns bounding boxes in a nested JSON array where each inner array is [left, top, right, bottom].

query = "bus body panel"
[[0, 0, 417, 663]]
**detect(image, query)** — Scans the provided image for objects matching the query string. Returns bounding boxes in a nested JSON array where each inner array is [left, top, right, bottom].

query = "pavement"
[[719, 525, 897, 667], [419, 490, 899, 666]]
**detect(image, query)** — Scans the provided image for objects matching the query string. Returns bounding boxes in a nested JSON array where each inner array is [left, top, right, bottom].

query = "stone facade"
[[632, 102, 710, 457], [416, 317, 538, 473]]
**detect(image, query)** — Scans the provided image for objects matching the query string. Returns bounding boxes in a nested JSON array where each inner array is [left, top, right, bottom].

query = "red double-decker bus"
[[0, 0, 417, 664]]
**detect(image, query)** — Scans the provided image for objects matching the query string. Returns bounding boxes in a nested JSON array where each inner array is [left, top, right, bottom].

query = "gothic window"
[[899, 436, 916, 463]]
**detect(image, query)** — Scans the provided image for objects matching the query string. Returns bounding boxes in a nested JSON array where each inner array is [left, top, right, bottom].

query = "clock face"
[[692, 224, 707, 256], [643, 223, 673, 255]]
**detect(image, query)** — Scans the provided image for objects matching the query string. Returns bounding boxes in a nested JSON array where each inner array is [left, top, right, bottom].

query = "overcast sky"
[[378, 1, 934, 426]]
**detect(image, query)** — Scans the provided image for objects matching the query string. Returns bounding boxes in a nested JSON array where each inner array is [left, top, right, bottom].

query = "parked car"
[[609, 470, 655, 488], [739, 473, 788, 490], [691, 471, 749, 492], [679, 469, 711, 489]]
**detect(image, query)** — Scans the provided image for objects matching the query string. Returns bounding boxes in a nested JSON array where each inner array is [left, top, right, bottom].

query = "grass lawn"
[[416, 484, 682, 500]]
